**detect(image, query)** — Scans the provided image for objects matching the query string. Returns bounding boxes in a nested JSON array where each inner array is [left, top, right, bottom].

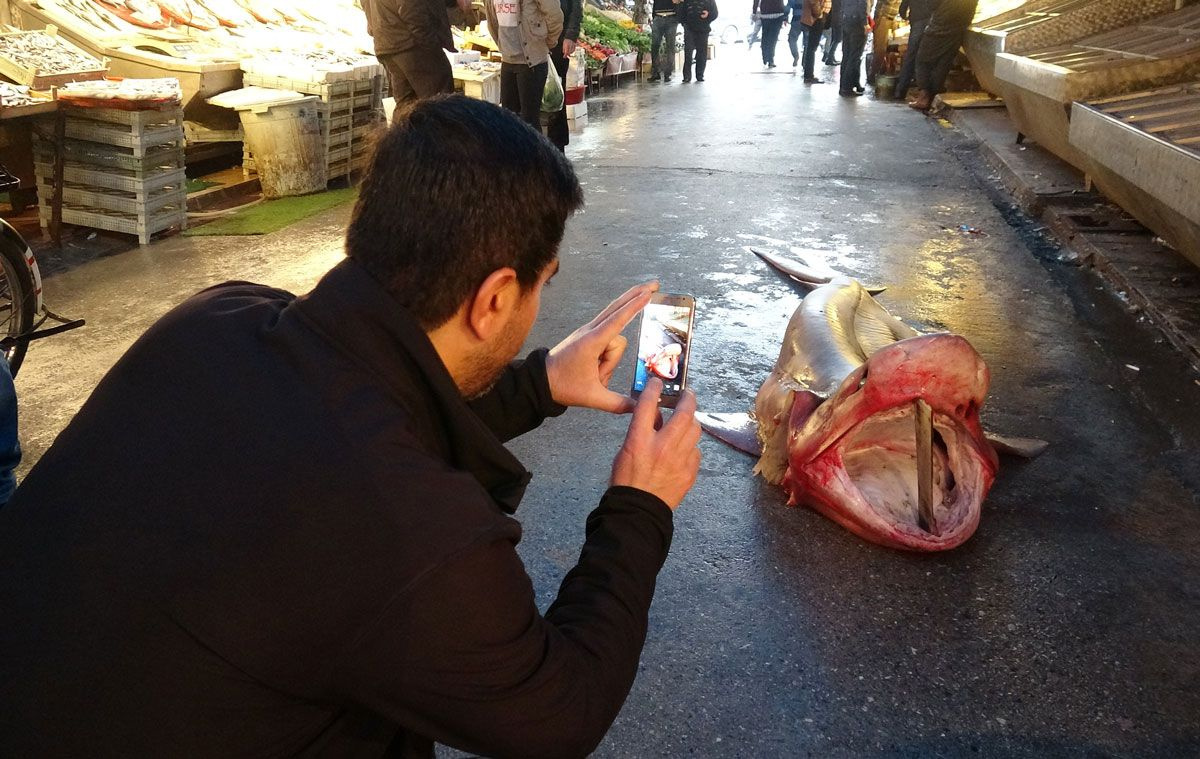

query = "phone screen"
[[632, 294, 695, 407]]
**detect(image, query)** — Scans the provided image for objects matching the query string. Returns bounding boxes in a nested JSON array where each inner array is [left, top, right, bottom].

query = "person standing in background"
[[788, 0, 830, 83], [753, 0, 787, 68], [893, 0, 936, 100], [648, 0, 682, 82], [485, 0, 564, 127], [362, 0, 469, 110], [838, 0, 868, 96], [909, 0, 978, 111], [547, 0, 582, 150], [821, 0, 842, 65], [680, 0, 717, 82]]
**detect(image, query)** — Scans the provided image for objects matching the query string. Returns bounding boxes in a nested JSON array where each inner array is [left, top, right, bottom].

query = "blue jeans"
[[788, 18, 823, 78], [0, 357, 20, 505], [895, 15, 930, 97], [759, 16, 784, 65], [651, 16, 680, 78]]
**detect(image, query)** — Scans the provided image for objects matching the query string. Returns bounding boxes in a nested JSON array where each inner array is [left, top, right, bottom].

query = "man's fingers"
[[596, 390, 637, 414], [629, 378, 663, 435], [663, 388, 699, 439], [593, 287, 655, 344], [586, 282, 658, 331], [598, 335, 627, 383]]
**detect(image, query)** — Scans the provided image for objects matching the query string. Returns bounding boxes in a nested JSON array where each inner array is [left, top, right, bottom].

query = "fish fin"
[[985, 433, 1049, 459], [749, 247, 828, 286], [696, 412, 763, 457]]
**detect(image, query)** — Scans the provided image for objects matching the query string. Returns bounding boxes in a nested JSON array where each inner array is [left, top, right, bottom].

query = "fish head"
[[781, 333, 999, 551]]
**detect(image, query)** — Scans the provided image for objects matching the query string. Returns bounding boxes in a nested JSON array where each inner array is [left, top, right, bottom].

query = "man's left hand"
[[563, 38, 577, 55], [546, 282, 659, 413]]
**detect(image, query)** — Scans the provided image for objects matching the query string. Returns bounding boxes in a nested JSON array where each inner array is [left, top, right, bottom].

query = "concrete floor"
[[14, 47, 1200, 757]]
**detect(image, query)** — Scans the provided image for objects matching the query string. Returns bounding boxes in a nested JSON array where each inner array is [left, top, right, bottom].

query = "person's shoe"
[[792, 57, 799, 68], [696, 76, 705, 82], [768, 62, 777, 68], [839, 89, 862, 97], [823, 58, 839, 66], [909, 91, 933, 111], [648, 73, 661, 82], [853, 85, 865, 94], [682, 76, 691, 83], [803, 76, 824, 84], [664, 75, 672, 82]]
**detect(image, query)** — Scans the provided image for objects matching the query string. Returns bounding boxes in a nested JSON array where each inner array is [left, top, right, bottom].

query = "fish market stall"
[[1069, 82, 1200, 269], [0, 26, 108, 209], [964, 0, 1179, 97], [993, 3, 1200, 170]]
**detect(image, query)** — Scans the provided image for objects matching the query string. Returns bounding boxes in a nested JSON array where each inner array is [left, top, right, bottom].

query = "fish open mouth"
[[830, 404, 991, 546], [782, 334, 999, 551]]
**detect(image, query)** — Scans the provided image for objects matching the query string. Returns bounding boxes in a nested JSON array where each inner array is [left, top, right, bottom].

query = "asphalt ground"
[[12, 46, 1200, 758]]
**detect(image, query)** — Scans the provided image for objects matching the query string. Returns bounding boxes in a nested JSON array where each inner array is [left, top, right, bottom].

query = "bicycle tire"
[[0, 223, 37, 377]]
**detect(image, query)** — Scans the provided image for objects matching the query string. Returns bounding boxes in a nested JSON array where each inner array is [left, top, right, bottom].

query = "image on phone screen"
[[632, 297, 694, 404]]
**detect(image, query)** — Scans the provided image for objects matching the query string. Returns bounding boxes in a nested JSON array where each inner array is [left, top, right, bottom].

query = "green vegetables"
[[580, 7, 651, 54]]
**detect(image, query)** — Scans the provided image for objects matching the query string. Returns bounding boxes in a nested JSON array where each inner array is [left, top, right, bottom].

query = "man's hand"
[[611, 379, 701, 510], [700, 9, 709, 18], [563, 38, 577, 55], [546, 282, 658, 413]]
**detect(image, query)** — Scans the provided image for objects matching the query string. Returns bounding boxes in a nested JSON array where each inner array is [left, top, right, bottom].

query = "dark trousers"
[[378, 48, 455, 115], [895, 15, 929, 96], [500, 61, 549, 129], [682, 28, 709, 80], [547, 45, 570, 149], [788, 20, 823, 78], [839, 22, 866, 92], [651, 16, 679, 77], [822, 22, 841, 63], [916, 0, 976, 94], [759, 16, 784, 65]]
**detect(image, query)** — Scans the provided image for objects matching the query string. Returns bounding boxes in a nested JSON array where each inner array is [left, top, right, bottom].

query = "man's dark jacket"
[[362, 0, 458, 54], [680, 0, 718, 33], [0, 259, 674, 758]]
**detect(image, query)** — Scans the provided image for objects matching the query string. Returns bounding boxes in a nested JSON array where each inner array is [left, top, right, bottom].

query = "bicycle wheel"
[[0, 226, 36, 377]]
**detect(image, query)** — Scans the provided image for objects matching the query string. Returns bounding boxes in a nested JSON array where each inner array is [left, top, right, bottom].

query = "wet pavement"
[[14, 45, 1200, 758]]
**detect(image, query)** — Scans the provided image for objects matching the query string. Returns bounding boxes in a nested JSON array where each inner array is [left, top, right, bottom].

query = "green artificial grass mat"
[[185, 188, 358, 236], [186, 178, 223, 193]]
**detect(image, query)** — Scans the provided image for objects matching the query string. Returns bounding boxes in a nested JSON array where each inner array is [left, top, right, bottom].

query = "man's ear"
[[465, 267, 521, 341]]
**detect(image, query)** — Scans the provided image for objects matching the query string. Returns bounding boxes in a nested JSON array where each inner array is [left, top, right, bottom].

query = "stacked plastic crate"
[[241, 68, 385, 182], [34, 103, 187, 245]]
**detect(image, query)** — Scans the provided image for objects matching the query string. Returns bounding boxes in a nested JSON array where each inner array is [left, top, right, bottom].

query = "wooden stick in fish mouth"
[[915, 399, 937, 536]]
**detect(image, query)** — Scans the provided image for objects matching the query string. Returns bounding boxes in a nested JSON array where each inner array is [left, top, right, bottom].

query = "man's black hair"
[[346, 95, 584, 329]]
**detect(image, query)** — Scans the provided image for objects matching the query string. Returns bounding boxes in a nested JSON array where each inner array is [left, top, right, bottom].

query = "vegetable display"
[[578, 6, 649, 70]]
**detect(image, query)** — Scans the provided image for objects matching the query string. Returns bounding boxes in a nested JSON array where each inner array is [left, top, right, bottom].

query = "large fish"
[[700, 250, 1045, 552]]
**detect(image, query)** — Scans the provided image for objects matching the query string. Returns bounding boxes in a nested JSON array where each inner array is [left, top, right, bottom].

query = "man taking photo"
[[0, 95, 701, 758]]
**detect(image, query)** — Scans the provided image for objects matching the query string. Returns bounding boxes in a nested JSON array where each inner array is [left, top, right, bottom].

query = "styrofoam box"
[[447, 50, 483, 65]]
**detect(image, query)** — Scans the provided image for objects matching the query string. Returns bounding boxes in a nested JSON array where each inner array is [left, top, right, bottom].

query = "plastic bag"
[[541, 69, 564, 112]]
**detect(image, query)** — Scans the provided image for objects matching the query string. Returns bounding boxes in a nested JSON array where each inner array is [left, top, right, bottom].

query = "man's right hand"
[[611, 378, 701, 510]]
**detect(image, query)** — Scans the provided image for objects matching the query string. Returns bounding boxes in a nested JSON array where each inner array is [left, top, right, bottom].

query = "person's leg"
[[788, 16, 802, 66], [682, 26, 695, 81], [650, 17, 666, 78], [839, 25, 865, 93], [663, 21, 679, 80], [515, 61, 549, 128], [802, 24, 821, 80], [500, 62, 521, 116], [762, 18, 782, 66], [547, 46, 570, 149], [396, 46, 454, 99], [894, 16, 928, 98], [378, 52, 418, 114], [748, 19, 761, 47], [0, 357, 20, 506], [695, 31, 709, 80], [824, 22, 842, 64]]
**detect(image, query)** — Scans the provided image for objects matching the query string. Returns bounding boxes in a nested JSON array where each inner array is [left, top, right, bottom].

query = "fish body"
[[746, 276, 999, 551]]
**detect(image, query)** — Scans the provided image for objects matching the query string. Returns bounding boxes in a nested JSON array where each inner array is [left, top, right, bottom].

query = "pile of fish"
[[0, 82, 44, 107], [57, 77, 182, 102], [698, 249, 1046, 552], [0, 30, 103, 76]]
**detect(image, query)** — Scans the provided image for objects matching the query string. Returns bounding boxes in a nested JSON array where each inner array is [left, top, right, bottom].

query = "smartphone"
[[631, 292, 696, 409]]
